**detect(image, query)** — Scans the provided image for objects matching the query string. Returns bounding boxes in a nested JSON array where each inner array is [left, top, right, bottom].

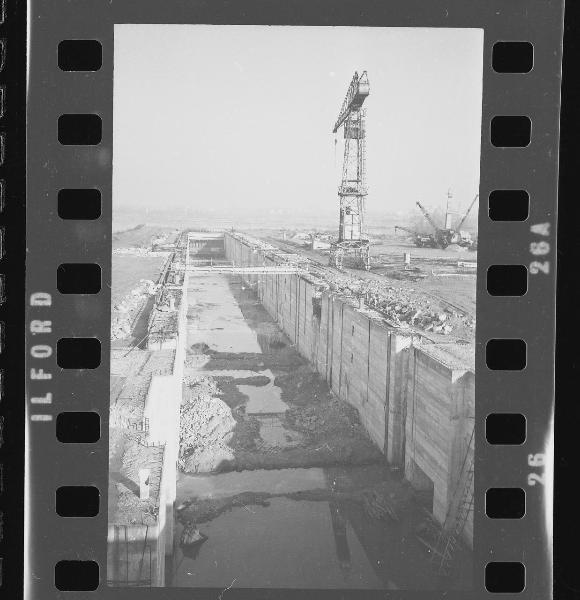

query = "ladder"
[[432, 428, 474, 576]]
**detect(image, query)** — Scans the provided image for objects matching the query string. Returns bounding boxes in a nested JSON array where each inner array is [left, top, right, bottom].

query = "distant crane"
[[395, 194, 479, 250], [416, 202, 444, 241], [329, 71, 371, 270]]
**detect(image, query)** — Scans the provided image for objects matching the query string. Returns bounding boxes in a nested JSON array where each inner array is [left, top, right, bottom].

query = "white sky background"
[[113, 25, 483, 218]]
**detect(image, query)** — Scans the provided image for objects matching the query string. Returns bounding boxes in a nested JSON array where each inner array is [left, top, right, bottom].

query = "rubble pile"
[[111, 279, 158, 340], [285, 394, 365, 439], [179, 376, 236, 473], [324, 273, 475, 335]]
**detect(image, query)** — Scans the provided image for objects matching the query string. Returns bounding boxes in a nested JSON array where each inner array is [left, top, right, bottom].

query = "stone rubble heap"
[[179, 376, 236, 473], [324, 272, 475, 335]]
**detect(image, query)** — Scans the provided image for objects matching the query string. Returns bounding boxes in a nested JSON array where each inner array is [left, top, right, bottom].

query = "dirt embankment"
[[112, 223, 176, 251], [179, 377, 236, 473]]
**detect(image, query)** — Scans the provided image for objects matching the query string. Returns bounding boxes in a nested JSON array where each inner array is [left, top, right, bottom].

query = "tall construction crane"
[[329, 71, 371, 270]]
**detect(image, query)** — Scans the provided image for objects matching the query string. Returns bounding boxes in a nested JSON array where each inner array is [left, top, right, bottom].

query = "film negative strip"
[[2, 0, 27, 595], [24, 1, 562, 598], [0, 0, 5, 589]]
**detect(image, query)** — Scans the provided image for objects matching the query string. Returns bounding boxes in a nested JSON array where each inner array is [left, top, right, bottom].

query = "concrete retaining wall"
[[143, 252, 189, 556], [106, 453, 169, 587], [224, 232, 475, 548], [404, 345, 475, 545]]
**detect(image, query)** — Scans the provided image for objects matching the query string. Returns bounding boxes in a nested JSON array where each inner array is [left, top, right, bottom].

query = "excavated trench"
[[170, 271, 472, 589]]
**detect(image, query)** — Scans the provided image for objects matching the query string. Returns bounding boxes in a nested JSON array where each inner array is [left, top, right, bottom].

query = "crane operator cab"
[[355, 71, 370, 102]]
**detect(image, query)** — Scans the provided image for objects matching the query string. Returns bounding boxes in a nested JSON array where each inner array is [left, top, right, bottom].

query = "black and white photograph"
[[106, 25, 482, 590], [19, 0, 565, 597]]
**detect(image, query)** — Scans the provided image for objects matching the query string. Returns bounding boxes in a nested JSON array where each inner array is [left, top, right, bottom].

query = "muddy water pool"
[[171, 464, 448, 589], [173, 495, 386, 589]]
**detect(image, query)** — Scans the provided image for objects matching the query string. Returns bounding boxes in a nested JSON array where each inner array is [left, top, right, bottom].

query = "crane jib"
[[332, 71, 370, 133]]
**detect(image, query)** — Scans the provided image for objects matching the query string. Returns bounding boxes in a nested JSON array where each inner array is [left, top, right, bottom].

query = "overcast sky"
[[113, 25, 483, 217]]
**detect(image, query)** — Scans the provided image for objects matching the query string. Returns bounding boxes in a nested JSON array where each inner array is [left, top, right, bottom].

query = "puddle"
[[173, 497, 385, 589], [190, 329, 261, 354], [239, 377, 288, 415], [256, 415, 303, 448], [173, 465, 450, 590]]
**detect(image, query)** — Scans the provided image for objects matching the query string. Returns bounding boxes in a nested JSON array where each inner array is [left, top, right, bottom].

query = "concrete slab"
[[417, 343, 475, 372]]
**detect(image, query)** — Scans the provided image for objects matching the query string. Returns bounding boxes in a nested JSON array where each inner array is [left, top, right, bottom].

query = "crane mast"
[[456, 194, 479, 231], [416, 201, 440, 233], [329, 71, 371, 270]]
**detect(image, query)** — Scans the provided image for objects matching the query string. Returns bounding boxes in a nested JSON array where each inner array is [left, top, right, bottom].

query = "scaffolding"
[[431, 426, 475, 576]]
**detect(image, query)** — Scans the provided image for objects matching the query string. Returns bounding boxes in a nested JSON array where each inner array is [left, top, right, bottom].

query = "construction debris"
[[323, 271, 474, 334]]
